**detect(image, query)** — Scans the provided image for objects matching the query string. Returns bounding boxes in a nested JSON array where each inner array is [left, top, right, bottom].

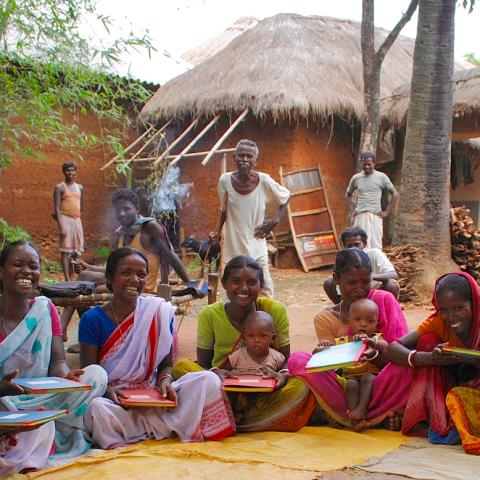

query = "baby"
[[224, 311, 285, 418], [226, 311, 285, 376], [316, 298, 387, 431]]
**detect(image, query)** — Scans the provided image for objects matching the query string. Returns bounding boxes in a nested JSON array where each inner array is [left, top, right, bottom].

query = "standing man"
[[346, 151, 399, 249], [211, 139, 290, 297], [53, 162, 84, 281]]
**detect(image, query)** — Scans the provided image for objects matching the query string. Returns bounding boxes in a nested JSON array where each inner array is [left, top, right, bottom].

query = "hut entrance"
[[280, 166, 340, 272]]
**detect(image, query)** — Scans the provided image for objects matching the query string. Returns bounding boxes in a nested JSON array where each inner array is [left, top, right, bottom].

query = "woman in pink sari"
[[288, 248, 410, 429], [79, 248, 235, 449]]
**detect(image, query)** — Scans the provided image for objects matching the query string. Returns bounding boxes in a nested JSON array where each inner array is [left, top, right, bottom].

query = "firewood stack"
[[384, 245, 425, 303], [450, 206, 480, 284]]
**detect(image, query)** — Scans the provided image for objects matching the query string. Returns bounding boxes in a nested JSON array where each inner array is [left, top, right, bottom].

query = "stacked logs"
[[450, 206, 480, 284], [384, 245, 425, 303]]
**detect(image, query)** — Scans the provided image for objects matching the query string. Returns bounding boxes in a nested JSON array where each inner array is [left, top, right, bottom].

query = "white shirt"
[[366, 248, 395, 274], [218, 172, 290, 261]]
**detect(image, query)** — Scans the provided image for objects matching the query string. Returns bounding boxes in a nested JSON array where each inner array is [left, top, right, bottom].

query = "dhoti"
[[353, 212, 383, 249], [59, 213, 84, 253]]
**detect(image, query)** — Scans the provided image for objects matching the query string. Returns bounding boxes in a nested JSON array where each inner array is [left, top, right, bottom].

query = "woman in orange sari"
[[388, 272, 480, 444]]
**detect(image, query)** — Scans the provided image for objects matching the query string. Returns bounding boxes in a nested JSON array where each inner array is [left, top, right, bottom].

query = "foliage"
[[465, 52, 480, 66], [41, 258, 62, 274], [0, 0, 155, 168], [0, 217, 30, 249], [92, 245, 110, 262]]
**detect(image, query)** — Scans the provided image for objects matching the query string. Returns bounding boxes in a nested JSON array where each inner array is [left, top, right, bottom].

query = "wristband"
[[407, 350, 417, 368]]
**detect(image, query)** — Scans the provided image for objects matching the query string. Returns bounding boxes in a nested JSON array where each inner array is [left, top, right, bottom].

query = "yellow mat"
[[13, 427, 407, 480]]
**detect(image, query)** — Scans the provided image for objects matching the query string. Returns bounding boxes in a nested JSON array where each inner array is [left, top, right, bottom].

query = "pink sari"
[[288, 289, 411, 427]]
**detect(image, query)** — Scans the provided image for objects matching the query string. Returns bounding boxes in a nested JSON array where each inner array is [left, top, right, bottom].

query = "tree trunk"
[[358, 0, 418, 170], [359, 0, 381, 159], [394, 0, 455, 258]]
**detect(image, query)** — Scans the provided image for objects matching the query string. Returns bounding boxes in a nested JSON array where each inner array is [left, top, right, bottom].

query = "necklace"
[[110, 301, 127, 342]]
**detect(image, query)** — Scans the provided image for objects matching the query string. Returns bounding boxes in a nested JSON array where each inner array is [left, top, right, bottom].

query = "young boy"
[[223, 311, 286, 417], [316, 298, 387, 431]]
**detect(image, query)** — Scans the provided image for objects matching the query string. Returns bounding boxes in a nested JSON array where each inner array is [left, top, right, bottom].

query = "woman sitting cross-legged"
[[174, 255, 316, 432], [79, 247, 235, 449], [388, 272, 480, 444], [0, 241, 107, 475], [288, 248, 410, 430]]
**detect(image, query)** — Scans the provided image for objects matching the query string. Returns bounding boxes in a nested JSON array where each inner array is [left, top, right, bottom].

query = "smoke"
[[151, 165, 192, 215]]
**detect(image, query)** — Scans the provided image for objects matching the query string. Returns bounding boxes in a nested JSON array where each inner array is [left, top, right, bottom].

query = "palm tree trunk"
[[394, 0, 455, 258]]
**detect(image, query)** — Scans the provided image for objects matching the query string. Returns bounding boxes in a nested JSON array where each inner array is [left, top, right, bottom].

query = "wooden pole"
[[154, 118, 199, 166], [123, 119, 173, 167], [169, 115, 221, 168], [100, 124, 154, 170], [180, 226, 186, 263], [208, 273, 219, 305], [201, 109, 248, 166]]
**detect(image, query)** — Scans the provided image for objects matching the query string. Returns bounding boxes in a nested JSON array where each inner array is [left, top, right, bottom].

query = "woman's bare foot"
[[347, 406, 367, 421], [354, 419, 370, 432]]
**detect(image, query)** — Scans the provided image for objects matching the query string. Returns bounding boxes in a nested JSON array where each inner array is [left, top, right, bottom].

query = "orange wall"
[[176, 118, 356, 258], [0, 113, 135, 257]]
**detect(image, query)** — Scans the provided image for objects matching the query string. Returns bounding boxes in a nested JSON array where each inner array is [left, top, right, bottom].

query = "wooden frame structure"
[[100, 109, 249, 171], [280, 165, 340, 272]]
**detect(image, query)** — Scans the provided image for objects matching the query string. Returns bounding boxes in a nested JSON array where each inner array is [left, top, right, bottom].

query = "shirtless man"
[[62, 188, 190, 338], [53, 162, 84, 281]]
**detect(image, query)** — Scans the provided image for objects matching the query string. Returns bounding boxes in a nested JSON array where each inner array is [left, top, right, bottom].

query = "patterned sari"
[[288, 289, 410, 428], [84, 296, 235, 449], [0, 296, 107, 459]]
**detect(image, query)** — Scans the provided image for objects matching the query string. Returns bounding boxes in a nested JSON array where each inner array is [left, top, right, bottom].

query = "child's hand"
[[312, 340, 331, 354], [352, 333, 369, 342], [0, 370, 24, 397], [262, 371, 288, 390], [211, 368, 237, 383]]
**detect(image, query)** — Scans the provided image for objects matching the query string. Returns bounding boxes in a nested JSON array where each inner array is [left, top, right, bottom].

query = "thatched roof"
[[382, 67, 480, 126], [181, 17, 259, 66], [139, 13, 415, 123]]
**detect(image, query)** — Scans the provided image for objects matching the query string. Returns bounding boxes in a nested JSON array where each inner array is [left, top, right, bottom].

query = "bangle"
[[367, 350, 380, 362], [278, 368, 289, 375], [407, 350, 417, 368], [209, 367, 219, 372], [158, 373, 174, 383]]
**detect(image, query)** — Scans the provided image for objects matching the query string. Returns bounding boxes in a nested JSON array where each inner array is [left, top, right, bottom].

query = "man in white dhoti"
[[211, 139, 290, 298], [346, 152, 399, 250]]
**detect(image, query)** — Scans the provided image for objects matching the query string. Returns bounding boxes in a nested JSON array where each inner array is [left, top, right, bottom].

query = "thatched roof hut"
[[381, 67, 480, 128], [181, 16, 259, 66], [139, 13, 415, 124]]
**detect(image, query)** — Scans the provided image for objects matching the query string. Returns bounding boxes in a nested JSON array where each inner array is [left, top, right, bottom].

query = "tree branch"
[[375, 0, 418, 65]]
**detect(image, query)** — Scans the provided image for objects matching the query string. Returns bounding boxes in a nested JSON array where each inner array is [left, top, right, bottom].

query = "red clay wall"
[[0, 113, 135, 258], [176, 118, 356, 267]]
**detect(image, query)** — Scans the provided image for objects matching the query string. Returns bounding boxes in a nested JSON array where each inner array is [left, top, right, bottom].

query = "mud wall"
[[176, 117, 356, 267], [0, 113, 135, 257]]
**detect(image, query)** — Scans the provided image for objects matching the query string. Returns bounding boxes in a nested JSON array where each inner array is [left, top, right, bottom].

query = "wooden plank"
[[154, 118, 199, 165], [169, 115, 221, 168], [201, 109, 248, 166], [291, 208, 328, 217], [280, 165, 309, 273], [290, 186, 323, 196], [317, 163, 342, 251], [296, 230, 334, 238], [280, 165, 340, 271]]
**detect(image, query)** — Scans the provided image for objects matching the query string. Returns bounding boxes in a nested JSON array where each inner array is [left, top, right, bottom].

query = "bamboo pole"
[[123, 119, 173, 167], [169, 115, 221, 168], [154, 118, 199, 165], [100, 124, 154, 171], [201, 109, 248, 166]]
